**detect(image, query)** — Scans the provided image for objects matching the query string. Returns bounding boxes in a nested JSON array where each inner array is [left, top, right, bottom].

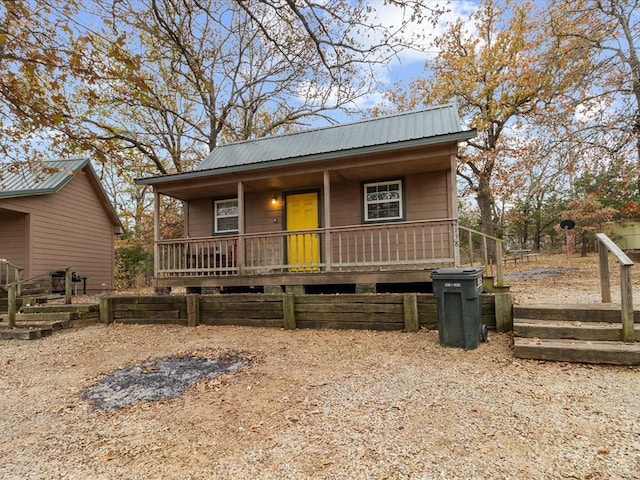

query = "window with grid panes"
[[363, 180, 403, 222], [214, 199, 239, 233]]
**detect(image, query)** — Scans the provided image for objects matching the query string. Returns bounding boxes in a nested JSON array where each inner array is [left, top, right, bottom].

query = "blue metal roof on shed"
[[197, 103, 470, 171], [0, 159, 90, 198]]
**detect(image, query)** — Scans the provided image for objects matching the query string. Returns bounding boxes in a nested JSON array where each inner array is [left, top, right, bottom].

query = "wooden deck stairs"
[[0, 303, 100, 340], [513, 304, 640, 365]]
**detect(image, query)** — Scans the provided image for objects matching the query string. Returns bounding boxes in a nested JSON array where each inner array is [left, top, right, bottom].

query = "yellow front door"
[[285, 192, 319, 270]]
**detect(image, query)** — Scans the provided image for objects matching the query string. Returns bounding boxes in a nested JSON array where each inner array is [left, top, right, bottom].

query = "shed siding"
[[0, 210, 27, 270], [0, 172, 115, 291]]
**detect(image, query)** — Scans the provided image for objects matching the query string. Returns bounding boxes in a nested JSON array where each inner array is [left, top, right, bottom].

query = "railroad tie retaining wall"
[[99, 294, 497, 332]]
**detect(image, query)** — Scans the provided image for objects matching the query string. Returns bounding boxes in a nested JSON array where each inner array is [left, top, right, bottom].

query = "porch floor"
[[154, 268, 442, 294]]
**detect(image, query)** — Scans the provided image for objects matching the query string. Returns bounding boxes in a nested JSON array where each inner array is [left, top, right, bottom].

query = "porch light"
[[271, 196, 278, 206]]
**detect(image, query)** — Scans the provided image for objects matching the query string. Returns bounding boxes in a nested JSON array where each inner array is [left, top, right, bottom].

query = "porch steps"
[[0, 303, 99, 340], [513, 304, 640, 365]]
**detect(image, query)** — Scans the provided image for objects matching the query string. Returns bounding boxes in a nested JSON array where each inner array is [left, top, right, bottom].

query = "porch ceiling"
[[155, 145, 454, 201]]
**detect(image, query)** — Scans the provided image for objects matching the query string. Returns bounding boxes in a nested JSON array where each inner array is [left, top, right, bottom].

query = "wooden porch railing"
[[458, 226, 505, 287], [1, 258, 23, 297], [596, 233, 635, 342], [156, 219, 457, 278]]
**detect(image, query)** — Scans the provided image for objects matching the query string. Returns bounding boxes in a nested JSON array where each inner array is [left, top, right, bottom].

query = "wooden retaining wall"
[[100, 294, 497, 332]]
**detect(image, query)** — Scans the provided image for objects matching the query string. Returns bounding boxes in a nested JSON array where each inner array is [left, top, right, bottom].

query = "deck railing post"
[[596, 233, 635, 342], [65, 268, 72, 304], [495, 240, 504, 288], [15, 267, 22, 297], [8, 283, 16, 328], [598, 243, 612, 303], [621, 264, 635, 342]]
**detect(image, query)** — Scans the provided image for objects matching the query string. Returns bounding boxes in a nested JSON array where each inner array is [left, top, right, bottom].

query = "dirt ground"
[[1, 253, 639, 479]]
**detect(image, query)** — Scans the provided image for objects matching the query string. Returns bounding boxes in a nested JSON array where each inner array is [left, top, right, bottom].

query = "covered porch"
[[153, 217, 459, 292]]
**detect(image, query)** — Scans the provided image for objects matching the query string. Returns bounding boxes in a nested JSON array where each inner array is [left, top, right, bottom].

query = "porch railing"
[[596, 233, 635, 342], [156, 218, 457, 278], [458, 226, 505, 287], [1, 258, 23, 297]]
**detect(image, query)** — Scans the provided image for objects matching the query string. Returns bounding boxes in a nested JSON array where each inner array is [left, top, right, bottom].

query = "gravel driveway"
[[1, 322, 639, 479]]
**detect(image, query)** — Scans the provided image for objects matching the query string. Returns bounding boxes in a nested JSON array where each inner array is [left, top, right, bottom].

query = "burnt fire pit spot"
[[82, 352, 251, 410]]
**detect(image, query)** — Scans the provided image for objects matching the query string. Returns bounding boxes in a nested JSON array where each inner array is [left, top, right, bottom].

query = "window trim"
[[213, 198, 239, 234], [361, 178, 405, 223]]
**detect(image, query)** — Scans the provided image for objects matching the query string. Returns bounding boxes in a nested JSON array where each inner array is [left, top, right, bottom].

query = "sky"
[[342, 0, 480, 116]]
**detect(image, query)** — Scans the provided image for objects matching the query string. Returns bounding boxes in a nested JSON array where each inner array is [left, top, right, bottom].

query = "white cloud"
[[574, 98, 611, 124], [364, 1, 479, 67]]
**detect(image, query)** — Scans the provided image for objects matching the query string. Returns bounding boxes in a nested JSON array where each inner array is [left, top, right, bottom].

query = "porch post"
[[183, 200, 189, 238], [450, 147, 461, 266], [237, 181, 245, 273], [323, 171, 332, 272], [153, 189, 160, 277]]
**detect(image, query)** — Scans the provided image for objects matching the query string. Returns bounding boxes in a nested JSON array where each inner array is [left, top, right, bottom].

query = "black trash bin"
[[431, 267, 487, 349]]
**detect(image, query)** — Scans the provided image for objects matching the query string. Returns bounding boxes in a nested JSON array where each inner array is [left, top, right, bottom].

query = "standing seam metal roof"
[[197, 103, 467, 171], [0, 158, 89, 198]]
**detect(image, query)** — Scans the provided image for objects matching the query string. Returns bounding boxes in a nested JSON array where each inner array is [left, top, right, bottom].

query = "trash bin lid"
[[431, 267, 484, 279]]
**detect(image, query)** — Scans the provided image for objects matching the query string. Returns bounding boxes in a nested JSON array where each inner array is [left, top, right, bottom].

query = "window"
[[214, 198, 239, 233], [363, 179, 404, 222]]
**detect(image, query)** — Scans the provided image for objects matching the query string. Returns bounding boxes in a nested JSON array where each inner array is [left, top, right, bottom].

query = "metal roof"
[[197, 103, 470, 171], [0, 158, 123, 231], [0, 159, 89, 198]]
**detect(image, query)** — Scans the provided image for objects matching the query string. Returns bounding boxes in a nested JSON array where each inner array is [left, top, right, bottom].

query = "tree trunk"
[[476, 179, 496, 258]]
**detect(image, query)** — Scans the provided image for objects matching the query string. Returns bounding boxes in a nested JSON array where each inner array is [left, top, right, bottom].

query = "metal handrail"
[[596, 233, 635, 342]]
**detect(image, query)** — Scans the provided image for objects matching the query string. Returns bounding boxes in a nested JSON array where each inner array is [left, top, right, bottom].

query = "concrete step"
[[514, 337, 640, 365], [513, 318, 640, 342]]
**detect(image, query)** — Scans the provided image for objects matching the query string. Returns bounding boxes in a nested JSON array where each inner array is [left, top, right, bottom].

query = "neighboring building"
[[0, 159, 123, 292], [137, 104, 476, 293], [613, 220, 640, 250]]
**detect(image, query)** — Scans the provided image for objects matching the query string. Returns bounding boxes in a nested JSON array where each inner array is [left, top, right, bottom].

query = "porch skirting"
[[99, 293, 497, 332]]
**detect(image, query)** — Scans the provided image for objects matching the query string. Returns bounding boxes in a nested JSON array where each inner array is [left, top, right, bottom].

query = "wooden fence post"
[[8, 283, 16, 328], [599, 245, 612, 303], [64, 268, 72, 305], [621, 264, 635, 342], [403, 294, 419, 332], [186, 294, 200, 327], [99, 297, 113, 324], [283, 294, 296, 330], [494, 288, 513, 333]]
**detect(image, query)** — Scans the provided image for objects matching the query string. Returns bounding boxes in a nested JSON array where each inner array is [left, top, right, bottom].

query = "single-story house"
[[0, 158, 123, 292], [136, 103, 476, 293]]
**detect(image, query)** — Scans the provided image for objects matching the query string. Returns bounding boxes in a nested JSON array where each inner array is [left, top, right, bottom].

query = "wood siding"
[[0, 210, 27, 269], [0, 172, 116, 291], [186, 171, 450, 233], [187, 198, 213, 237]]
